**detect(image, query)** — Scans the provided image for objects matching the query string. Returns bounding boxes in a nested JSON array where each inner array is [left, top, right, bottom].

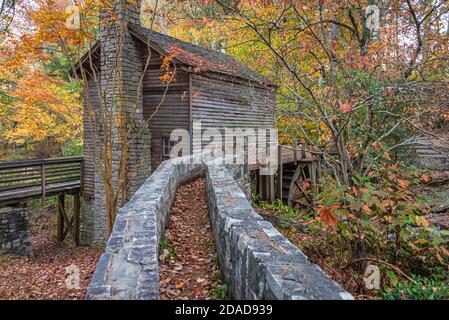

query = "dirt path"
[[159, 178, 226, 300], [0, 208, 102, 300]]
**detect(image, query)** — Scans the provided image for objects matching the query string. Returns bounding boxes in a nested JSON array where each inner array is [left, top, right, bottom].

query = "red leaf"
[[440, 246, 449, 257], [371, 142, 381, 151], [318, 206, 338, 225], [397, 179, 408, 189], [362, 204, 372, 213], [339, 102, 352, 113], [301, 181, 311, 189]]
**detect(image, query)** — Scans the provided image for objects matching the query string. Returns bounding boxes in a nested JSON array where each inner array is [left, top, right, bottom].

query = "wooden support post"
[[41, 164, 46, 204], [262, 174, 267, 201], [278, 145, 283, 200], [74, 193, 80, 246], [263, 175, 268, 201], [57, 194, 65, 242], [258, 170, 264, 200], [269, 174, 275, 204]]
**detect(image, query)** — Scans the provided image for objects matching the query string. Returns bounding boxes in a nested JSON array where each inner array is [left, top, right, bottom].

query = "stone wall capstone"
[[0, 203, 32, 257]]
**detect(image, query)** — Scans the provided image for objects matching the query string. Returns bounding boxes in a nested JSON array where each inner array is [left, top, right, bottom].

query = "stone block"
[[0, 204, 32, 257]]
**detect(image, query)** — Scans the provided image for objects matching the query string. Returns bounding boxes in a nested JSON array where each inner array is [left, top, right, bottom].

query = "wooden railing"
[[0, 157, 84, 203]]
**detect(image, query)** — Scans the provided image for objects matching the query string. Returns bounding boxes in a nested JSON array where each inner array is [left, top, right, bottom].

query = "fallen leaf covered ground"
[[0, 205, 103, 300], [159, 178, 227, 300]]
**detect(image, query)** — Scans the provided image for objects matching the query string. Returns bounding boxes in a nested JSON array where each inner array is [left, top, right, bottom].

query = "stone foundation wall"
[[81, 196, 107, 247], [0, 204, 32, 257], [86, 156, 352, 300]]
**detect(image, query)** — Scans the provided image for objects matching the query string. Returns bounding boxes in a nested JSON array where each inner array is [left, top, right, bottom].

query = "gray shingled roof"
[[128, 23, 276, 87]]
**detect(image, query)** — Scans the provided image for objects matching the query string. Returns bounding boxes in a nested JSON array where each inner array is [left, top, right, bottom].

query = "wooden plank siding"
[[80, 40, 277, 194], [82, 77, 99, 199], [190, 74, 276, 155], [141, 48, 191, 171]]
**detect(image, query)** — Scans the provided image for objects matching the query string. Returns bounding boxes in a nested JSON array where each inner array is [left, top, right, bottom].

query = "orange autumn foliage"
[[317, 205, 339, 225], [3, 72, 82, 144], [0, 0, 103, 147]]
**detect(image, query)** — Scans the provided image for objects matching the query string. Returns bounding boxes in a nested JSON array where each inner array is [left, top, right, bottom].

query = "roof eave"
[[70, 41, 101, 78], [128, 25, 278, 89], [70, 25, 278, 90]]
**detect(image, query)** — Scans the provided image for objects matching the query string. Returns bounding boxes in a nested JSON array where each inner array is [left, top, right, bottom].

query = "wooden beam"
[[293, 180, 313, 206], [259, 170, 269, 202], [62, 214, 73, 240], [294, 135, 298, 165], [61, 203, 76, 242]]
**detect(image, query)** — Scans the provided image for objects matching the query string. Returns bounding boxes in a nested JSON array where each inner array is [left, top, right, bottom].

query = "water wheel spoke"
[[282, 162, 319, 209], [293, 180, 313, 206]]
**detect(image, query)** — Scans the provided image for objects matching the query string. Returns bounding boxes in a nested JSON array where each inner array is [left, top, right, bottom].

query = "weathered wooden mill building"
[[0, 0, 319, 254], [76, 0, 277, 245]]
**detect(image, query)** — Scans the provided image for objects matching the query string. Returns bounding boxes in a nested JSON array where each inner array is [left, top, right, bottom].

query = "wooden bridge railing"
[[0, 157, 84, 246], [0, 157, 84, 204]]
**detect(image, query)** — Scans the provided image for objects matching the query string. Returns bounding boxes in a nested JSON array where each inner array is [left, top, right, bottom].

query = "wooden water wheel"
[[252, 145, 321, 208], [281, 162, 319, 209]]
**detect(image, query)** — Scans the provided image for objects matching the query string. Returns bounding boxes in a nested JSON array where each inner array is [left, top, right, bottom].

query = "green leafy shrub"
[[301, 156, 449, 297], [212, 283, 228, 300], [255, 151, 449, 298], [159, 236, 177, 260], [384, 275, 449, 300], [316, 160, 447, 264], [62, 139, 83, 157]]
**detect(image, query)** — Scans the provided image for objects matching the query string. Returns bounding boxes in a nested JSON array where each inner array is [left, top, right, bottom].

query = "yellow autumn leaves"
[[0, 0, 98, 148], [2, 73, 83, 145]]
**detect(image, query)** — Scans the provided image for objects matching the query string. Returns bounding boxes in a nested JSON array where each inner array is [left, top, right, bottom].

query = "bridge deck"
[[249, 145, 317, 171], [0, 180, 81, 204]]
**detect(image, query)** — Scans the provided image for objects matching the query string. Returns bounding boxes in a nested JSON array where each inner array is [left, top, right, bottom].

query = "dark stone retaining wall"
[[0, 203, 33, 257], [86, 156, 352, 300]]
